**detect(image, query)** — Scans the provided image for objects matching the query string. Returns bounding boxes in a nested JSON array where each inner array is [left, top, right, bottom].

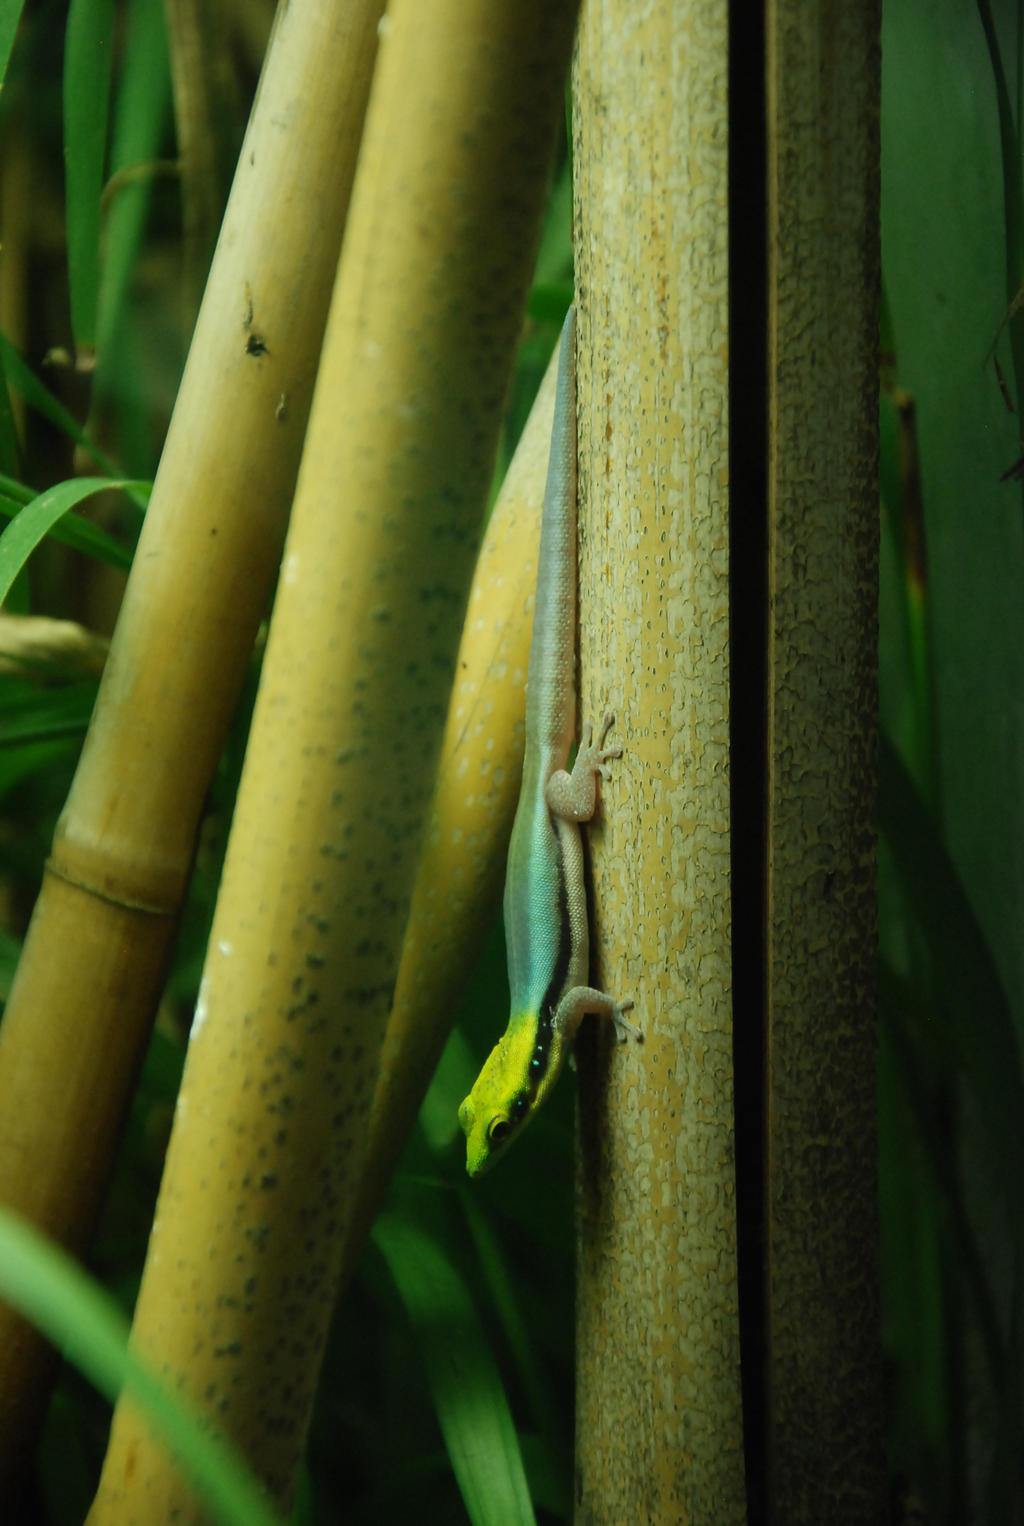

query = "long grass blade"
[[0, 0, 28, 90], [373, 1212, 536, 1526], [977, 0, 1024, 480], [0, 486, 137, 571], [0, 477, 146, 602], [879, 732, 1024, 1203], [0, 685, 98, 754], [880, 961, 1007, 1396], [0, 1205, 283, 1526], [0, 332, 123, 478], [0, 354, 19, 477], [64, 0, 115, 350]]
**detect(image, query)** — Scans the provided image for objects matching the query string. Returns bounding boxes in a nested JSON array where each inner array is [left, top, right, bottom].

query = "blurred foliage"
[[880, 2, 1024, 1521]]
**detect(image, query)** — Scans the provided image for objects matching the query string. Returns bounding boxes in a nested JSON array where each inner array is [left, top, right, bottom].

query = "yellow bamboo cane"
[[337, 335, 560, 1285], [572, 2, 747, 1519], [87, 3, 579, 1519], [0, 0, 384, 1483]]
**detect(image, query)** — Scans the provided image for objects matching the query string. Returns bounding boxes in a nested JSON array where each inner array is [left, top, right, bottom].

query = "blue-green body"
[[458, 308, 637, 1177]]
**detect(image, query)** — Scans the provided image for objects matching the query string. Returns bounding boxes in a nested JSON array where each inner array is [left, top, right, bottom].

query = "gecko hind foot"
[[611, 997, 641, 1044]]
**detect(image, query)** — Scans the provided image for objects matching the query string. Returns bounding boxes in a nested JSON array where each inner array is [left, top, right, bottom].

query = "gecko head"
[[458, 1028, 537, 1177]]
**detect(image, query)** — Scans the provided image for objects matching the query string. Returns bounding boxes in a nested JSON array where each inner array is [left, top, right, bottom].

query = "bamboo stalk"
[[337, 338, 560, 1286], [572, 3, 746, 1521], [86, 3, 579, 1519], [764, 3, 884, 1519], [0, 0, 383, 1483]]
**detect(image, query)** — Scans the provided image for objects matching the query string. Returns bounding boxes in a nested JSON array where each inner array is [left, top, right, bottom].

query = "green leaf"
[[0, 684, 97, 752], [64, 0, 116, 349], [0, 350, 19, 477], [0, 0, 28, 91], [0, 1205, 284, 1526], [0, 482, 137, 571], [0, 475, 31, 504], [976, 0, 1024, 391], [0, 477, 147, 603], [0, 737, 79, 804], [876, 1006, 961, 1508], [96, 0, 171, 368], [0, 927, 20, 1000], [458, 1189, 568, 1517], [0, 332, 125, 479], [882, 0, 1024, 1030], [880, 961, 1007, 1395], [879, 732, 1024, 1204], [373, 1213, 536, 1526]]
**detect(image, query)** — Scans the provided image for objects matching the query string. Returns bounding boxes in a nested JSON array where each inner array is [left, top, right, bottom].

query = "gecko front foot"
[[578, 710, 622, 781]]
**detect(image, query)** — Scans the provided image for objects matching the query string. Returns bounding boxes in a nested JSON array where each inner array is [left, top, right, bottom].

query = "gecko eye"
[[487, 1094, 529, 1148]]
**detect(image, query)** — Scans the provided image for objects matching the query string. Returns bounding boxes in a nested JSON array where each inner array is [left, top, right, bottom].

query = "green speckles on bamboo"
[[245, 1224, 270, 1253]]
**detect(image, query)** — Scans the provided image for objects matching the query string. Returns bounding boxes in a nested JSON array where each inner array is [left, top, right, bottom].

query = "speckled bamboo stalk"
[[337, 337, 560, 1286], [86, 3, 579, 1520], [572, 2, 747, 1520], [0, 0, 383, 1486], [763, 3, 883, 1519]]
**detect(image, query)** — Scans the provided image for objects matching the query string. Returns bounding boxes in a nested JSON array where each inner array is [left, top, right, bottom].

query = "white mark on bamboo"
[[190, 980, 209, 1039]]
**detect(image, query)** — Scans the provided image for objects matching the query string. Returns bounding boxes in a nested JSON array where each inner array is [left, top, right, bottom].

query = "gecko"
[[458, 305, 640, 1178]]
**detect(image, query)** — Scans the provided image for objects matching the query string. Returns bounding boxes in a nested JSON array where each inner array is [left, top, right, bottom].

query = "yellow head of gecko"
[[458, 1015, 548, 1177]]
